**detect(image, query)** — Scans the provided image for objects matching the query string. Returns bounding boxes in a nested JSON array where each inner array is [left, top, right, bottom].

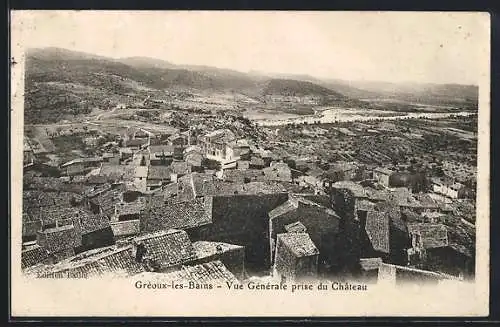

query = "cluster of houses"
[[21, 126, 475, 284], [430, 177, 468, 199]]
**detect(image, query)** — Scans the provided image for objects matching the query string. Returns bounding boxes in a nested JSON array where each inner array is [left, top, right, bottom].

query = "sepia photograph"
[[10, 10, 490, 317]]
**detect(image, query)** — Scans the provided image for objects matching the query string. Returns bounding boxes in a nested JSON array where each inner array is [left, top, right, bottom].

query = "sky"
[[12, 11, 489, 85]]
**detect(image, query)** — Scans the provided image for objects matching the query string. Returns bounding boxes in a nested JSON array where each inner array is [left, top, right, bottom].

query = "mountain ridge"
[[23, 47, 479, 124]]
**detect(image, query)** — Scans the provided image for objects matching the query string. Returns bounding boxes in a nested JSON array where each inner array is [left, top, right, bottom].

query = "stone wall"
[[269, 202, 339, 266], [328, 188, 363, 275], [188, 245, 246, 280], [205, 193, 289, 273], [273, 236, 318, 282]]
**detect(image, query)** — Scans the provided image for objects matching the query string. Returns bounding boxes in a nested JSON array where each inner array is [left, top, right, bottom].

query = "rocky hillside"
[[23, 47, 478, 124]]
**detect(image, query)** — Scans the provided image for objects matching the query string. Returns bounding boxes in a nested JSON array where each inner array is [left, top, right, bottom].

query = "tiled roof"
[[408, 223, 448, 249], [137, 260, 240, 285], [23, 218, 42, 238], [134, 229, 197, 268], [147, 166, 172, 180], [285, 221, 308, 233], [94, 246, 145, 276], [223, 169, 265, 183], [185, 152, 204, 166], [115, 199, 146, 217], [184, 145, 202, 155], [401, 209, 424, 223], [332, 162, 357, 172], [111, 220, 141, 237], [80, 214, 111, 234], [430, 177, 442, 185], [231, 138, 250, 148], [61, 182, 88, 194], [168, 134, 186, 142], [36, 245, 145, 278], [263, 163, 292, 180], [90, 188, 123, 216], [162, 182, 179, 200], [99, 164, 136, 181], [359, 257, 383, 271], [147, 194, 166, 207], [270, 196, 340, 221], [268, 200, 298, 219], [83, 183, 113, 198], [142, 198, 212, 232], [61, 157, 102, 167], [306, 167, 325, 178], [52, 191, 79, 207], [374, 167, 393, 175], [448, 243, 473, 258], [21, 245, 49, 269], [357, 199, 377, 212], [149, 145, 174, 155], [375, 201, 407, 233], [170, 161, 191, 175], [37, 224, 82, 253], [167, 175, 288, 201], [201, 129, 236, 144], [23, 177, 65, 191], [236, 160, 250, 169], [147, 180, 163, 188], [250, 157, 265, 166], [215, 181, 287, 195], [450, 182, 465, 190], [190, 173, 218, 198], [24, 261, 82, 278], [387, 189, 422, 208], [179, 261, 240, 284], [296, 194, 331, 207], [416, 194, 440, 209], [28, 206, 87, 227], [125, 138, 148, 147], [119, 147, 133, 154], [85, 175, 111, 185], [366, 188, 391, 202], [331, 181, 367, 198], [192, 241, 244, 259], [23, 190, 57, 208], [52, 248, 77, 262], [365, 211, 390, 254], [102, 152, 115, 158], [277, 232, 319, 257], [379, 262, 458, 281]]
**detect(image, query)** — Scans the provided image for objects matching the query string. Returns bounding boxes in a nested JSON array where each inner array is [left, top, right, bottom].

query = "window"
[[45, 223, 57, 229], [415, 234, 422, 247]]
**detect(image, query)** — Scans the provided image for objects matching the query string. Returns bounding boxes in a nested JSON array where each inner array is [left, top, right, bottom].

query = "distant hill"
[[27, 47, 110, 62], [342, 80, 479, 107], [26, 47, 255, 93], [24, 48, 252, 123], [23, 47, 478, 124], [24, 48, 352, 123], [118, 56, 176, 70], [263, 78, 346, 99], [270, 70, 478, 107], [25, 48, 149, 123]]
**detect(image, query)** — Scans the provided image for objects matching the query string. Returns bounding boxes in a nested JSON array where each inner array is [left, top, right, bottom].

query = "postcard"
[[10, 10, 490, 317]]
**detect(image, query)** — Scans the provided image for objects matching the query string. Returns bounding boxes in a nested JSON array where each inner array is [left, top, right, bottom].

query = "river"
[[253, 108, 475, 127]]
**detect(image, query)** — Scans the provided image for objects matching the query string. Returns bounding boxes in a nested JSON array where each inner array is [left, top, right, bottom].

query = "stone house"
[[273, 232, 319, 282]]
